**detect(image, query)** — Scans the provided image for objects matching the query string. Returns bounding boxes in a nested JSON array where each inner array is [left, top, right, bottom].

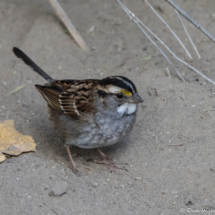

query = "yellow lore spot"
[[120, 89, 132, 96]]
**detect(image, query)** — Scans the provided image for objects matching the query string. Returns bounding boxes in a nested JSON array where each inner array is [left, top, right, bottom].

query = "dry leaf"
[[0, 120, 36, 162]]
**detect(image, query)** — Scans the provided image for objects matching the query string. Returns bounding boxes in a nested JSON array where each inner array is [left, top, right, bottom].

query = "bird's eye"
[[116, 93, 123, 99]]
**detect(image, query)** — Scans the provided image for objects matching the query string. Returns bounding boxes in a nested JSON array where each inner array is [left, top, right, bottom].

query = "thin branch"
[[144, 0, 192, 59], [116, 0, 185, 82], [165, 0, 215, 44], [48, 0, 89, 51], [175, 10, 201, 59], [116, 0, 215, 85]]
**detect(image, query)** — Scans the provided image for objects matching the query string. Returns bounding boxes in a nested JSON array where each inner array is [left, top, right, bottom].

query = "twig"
[[48, 0, 88, 51], [175, 10, 201, 59], [116, 0, 215, 85], [117, 0, 185, 81], [144, 0, 192, 59], [165, 0, 215, 44]]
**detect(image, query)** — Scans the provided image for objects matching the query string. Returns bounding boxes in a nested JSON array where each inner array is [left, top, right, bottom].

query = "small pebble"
[[88, 25, 95, 33], [85, 166, 91, 171], [133, 176, 141, 180], [89, 182, 98, 188]]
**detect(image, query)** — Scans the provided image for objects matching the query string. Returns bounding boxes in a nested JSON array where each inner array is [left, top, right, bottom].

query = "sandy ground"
[[1, 0, 215, 214]]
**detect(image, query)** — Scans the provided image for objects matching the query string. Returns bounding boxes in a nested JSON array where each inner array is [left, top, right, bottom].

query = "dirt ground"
[[1, 0, 215, 214]]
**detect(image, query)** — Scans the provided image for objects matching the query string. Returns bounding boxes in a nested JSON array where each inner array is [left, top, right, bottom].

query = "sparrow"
[[13, 47, 143, 174]]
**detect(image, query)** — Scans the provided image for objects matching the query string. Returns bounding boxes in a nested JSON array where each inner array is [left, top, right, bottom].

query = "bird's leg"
[[64, 145, 79, 175], [87, 149, 128, 170], [94, 148, 118, 168]]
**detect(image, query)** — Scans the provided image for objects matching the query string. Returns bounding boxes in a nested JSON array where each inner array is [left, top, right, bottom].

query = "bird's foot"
[[93, 156, 117, 168], [92, 148, 127, 171]]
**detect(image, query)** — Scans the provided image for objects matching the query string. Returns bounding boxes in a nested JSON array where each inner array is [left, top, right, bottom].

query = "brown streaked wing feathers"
[[35, 79, 98, 120], [35, 85, 61, 111], [59, 79, 98, 119]]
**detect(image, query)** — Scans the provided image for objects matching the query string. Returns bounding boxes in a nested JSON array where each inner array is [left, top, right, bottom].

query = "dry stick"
[[144, 0, 192, 59], [116, 0, 215, 85], [118, 1, 184, 81], [175, 10, 201, 59], [48, 0, 88, 51], [165, 0, 215, 44], [117, 0, 184, 81]]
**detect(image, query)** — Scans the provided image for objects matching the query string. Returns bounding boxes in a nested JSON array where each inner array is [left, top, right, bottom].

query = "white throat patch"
[[117, 103, 137, 115]]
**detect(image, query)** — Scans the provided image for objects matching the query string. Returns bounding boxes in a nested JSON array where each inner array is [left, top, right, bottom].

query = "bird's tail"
[[13, 47, 53, 81]]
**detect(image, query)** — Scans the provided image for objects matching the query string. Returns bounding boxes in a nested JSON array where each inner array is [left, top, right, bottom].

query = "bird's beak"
[[132, 93, 143, 104]]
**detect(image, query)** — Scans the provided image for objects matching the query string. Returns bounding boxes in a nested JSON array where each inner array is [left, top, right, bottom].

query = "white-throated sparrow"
[[13, 47, 143, 175]]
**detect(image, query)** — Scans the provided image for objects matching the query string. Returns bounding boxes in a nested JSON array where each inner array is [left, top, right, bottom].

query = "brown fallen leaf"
[[0, 120, 36, 162]]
